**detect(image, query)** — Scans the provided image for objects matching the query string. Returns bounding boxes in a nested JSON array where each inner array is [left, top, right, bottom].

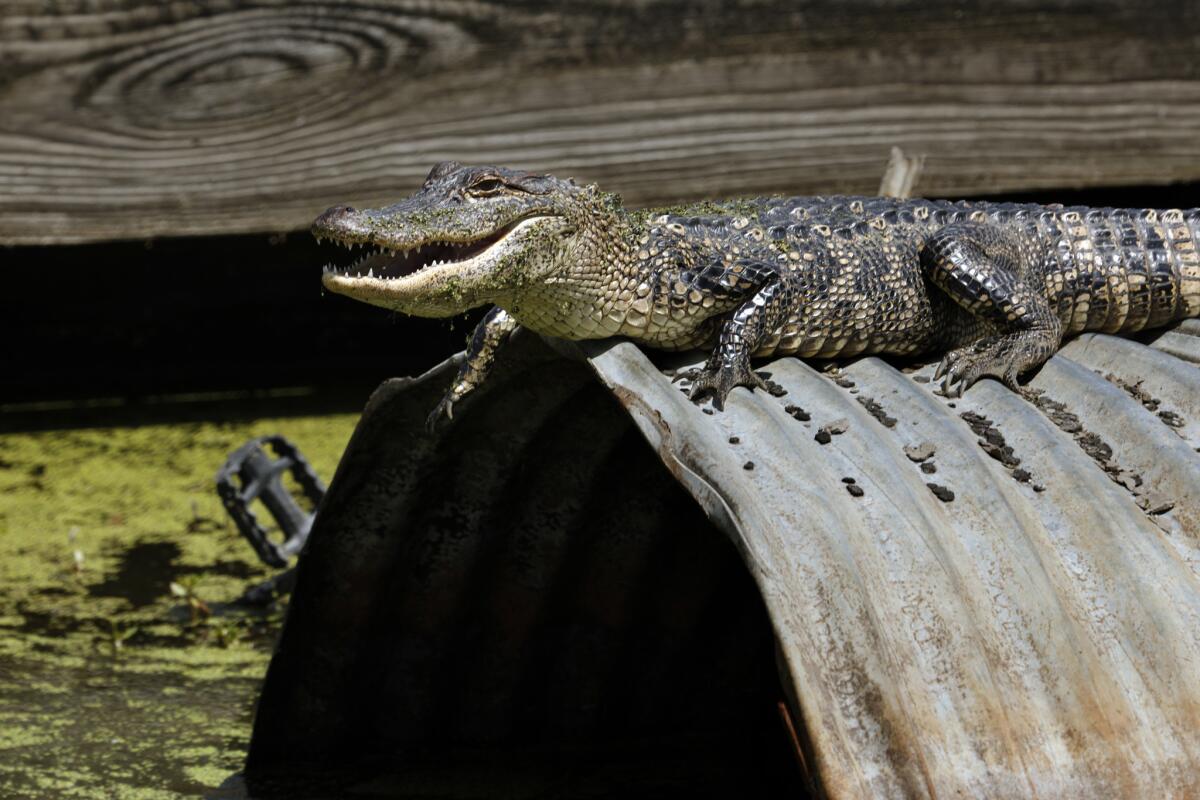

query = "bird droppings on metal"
[[904, 442, 936, 462], [252, 320, 1200, 799], [925, 482, 955, 502], [824, 418, 850, 435], [1141, 492, 1175, 516], [1103, 371, 1190, 433], [856, 395, 898, 428], [1020, 386, 1177, 523], [1022, 388, 1084, 433], [959, 409, 1034, 489], [1159, 410, 1187, 428], [783, 404, 811, 422], [816, 412, 855, 441], [757, 373, 789, 398]]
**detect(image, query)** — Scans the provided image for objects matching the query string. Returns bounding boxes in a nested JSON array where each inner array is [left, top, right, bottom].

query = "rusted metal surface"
[[583, 323, 1200, 798], [250, 322, 1200, 798]]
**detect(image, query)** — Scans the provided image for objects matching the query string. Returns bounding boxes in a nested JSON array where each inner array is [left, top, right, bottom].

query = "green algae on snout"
[[0, 411, 358, 798]]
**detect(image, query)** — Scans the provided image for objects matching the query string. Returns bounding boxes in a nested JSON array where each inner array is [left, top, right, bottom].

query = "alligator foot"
[[425, 307, 520, 433], [677, 361, 769, 411], [426, 390, 459, 433], [935, 329, 1056, 398]]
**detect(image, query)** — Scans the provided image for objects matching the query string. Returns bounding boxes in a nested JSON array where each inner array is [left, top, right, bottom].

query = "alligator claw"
[[685, 362, 769, 411], [932, 358, 949, 383], [936, 333, 1047, 398], [426, 393, 456, 433], [671, 368, 703, 384]]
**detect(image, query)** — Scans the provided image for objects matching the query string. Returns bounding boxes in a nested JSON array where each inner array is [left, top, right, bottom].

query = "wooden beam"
[[2, 1, 1198, 243]]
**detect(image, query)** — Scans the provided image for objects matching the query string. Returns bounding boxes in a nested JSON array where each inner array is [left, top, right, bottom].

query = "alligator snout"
[[314, 204, 356, 226], [313, 204, 370, 242]]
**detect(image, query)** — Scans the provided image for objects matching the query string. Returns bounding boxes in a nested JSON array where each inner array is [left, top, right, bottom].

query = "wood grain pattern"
[[1, 1, 1198, 243]]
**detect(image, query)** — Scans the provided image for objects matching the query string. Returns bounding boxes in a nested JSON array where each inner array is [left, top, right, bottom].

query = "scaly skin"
[[315, 162, 1200, 426]]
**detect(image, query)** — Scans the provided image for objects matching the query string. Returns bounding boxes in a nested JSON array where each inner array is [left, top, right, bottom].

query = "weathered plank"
[[1, 1, 1198, 243]]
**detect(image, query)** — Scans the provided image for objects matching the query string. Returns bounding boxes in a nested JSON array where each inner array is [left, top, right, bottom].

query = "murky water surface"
[[0, 411, 357, 798]]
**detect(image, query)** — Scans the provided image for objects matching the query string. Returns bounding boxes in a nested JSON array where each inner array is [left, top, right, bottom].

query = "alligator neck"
[[504, 204, 641, 338]]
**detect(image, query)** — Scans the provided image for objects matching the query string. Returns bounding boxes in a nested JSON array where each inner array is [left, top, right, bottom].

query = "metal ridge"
[[250, 322, 1200, 798]]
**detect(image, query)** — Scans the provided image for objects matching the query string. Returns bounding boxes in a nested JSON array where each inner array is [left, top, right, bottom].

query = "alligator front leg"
[[684, 259, 793, 410], [428, 306, 519, 431], [921, 222, 1062, 397]]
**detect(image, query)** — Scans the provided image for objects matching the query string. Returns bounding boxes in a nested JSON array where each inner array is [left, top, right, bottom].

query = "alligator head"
[[315, 161, 617, 317]]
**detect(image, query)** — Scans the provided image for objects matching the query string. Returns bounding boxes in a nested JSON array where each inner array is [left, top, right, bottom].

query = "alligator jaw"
[[319, 217, 551, 316], [319, 216, 534, 283]]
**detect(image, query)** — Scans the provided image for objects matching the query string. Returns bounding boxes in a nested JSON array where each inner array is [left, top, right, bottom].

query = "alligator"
[[314, 162, 1200, 427]]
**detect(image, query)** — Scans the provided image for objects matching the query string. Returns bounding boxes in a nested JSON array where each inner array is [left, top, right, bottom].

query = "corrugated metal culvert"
[[248, 321, 1200, 799]]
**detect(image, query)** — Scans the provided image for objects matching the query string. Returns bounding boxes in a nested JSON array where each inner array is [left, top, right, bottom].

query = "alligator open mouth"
[[320, 218, 530, 282]]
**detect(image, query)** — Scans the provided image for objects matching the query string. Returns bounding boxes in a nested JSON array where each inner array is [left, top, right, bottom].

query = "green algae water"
[[0, 411, 359, 798]]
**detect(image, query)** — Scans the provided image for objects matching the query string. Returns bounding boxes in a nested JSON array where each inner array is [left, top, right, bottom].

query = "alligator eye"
[[468, 178, 505, 194]]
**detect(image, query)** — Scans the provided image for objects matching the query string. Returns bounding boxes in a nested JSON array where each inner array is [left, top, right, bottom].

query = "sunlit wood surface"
[[2, 1, 1197, 243]]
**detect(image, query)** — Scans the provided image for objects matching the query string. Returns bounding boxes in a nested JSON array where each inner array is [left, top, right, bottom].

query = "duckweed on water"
[[0, 411, 358, 798]]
